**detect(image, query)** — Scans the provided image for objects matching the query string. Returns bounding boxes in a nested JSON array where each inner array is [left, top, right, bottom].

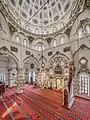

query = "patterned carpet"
[[0, 85, 90, 120]]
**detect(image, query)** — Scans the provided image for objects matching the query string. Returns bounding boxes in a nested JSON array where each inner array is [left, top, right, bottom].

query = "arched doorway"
[[24, 56, 39, 84], [0, 54, 18, 87], [0, 46, 18, 87]]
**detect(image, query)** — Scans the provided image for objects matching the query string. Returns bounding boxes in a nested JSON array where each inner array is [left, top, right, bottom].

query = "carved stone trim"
[[73, 44, 90, 57], [49, 51, 69, 62], [8, 22, 17, 35], [0, 46, 19, 63], [78, 57, 90, 74], [23, 54, 39, 63]]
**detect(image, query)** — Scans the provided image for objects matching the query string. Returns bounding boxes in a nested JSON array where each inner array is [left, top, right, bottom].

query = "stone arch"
[[49, 51, 69, 62], [73, 44, 90, 57], [48, 51, 69, 80], [0, 46, 18, 87], [23, 54, 39, 64], [23, 55, 39, 84], [39, 55, 47, 62], [0, 46, 19, 65], [39, 55, 47, 68]]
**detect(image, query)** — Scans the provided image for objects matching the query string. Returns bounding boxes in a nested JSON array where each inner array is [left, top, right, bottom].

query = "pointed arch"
[[73, 44, 90, 57], [49, 51, 69, 62], [23, 54, 39, 64], [39, 55, 47, 62], [0, 46, 19, 65]]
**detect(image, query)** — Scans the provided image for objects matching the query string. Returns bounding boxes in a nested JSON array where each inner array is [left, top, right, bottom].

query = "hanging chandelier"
[[37, 1, 50, 89]]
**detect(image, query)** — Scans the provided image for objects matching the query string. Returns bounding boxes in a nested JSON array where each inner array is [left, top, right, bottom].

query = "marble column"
[[62, 61, 75, 109], [68, 61, 75, 109], [17, 68, 24, 93], [8, 69, 12, 87]]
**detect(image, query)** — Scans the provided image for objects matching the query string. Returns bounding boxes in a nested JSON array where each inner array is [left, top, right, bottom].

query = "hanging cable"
[[24, 0, 49, 26], [41, 1, 44, 69]]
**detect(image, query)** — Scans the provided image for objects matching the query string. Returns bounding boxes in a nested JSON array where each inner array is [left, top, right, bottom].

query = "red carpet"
[[0, 85, 90, 120], [0, 97, 12, 120]]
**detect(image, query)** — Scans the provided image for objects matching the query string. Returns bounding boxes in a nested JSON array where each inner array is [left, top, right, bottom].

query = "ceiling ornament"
[[8, 23, 17, 35], [78, 57, 90, 74], [64, 26, 72, 37], [4, 0, 75, 34], [84, 0, 90, 9], [27, 36, 34, 44], [46, 37, 52, 45], [79, 57, 87, 65]]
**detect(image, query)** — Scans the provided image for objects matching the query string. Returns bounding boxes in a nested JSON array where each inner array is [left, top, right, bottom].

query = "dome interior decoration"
[[6, 0, 76, 34]]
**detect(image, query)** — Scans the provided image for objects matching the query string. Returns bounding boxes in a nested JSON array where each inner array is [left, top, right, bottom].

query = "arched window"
[[49, 67, 53, 75], [60, 36, 64, 45], [15, 35, 20, 43], [78, 28, 83, 38], [43, 29, 47, 34], [38, 45, 42, 51], [35, 45, 38, 50], [16, 19, 21, 25], [86, 24, 90, 34], [42, 45, 44, 50], [25, 25, 29, 31], [78, 73, 89, 96], [53, 27, 57, 32], [60, 22, 64, 28], [35, 42, 45, 51], [23, 39, 27, 46], [53, 39, 56, 47], [35, 29, 39, 34]]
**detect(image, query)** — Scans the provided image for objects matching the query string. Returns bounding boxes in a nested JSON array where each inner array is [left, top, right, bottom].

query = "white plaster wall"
[[0, 13, 10, 41], [70, 9, 90, 41]]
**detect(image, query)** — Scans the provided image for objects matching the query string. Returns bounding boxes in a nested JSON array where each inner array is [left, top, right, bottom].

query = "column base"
[[16, 89, 23, 94], [61, 105, 70, 110], [68, 96, 75, 109]]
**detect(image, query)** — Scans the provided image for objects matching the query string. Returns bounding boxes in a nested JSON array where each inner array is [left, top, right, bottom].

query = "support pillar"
[[68, 81, 75, 108], [17, 68, 24, 93], [68, 61, 75, 109], [8, 69, 12, 87], [62, 61, 75, 109]]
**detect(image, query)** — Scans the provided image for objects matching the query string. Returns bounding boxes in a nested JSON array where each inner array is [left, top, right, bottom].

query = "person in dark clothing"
[[0, 81, 5, 96], [0, 81, 2, 96], [2, 82, 5, 94]]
